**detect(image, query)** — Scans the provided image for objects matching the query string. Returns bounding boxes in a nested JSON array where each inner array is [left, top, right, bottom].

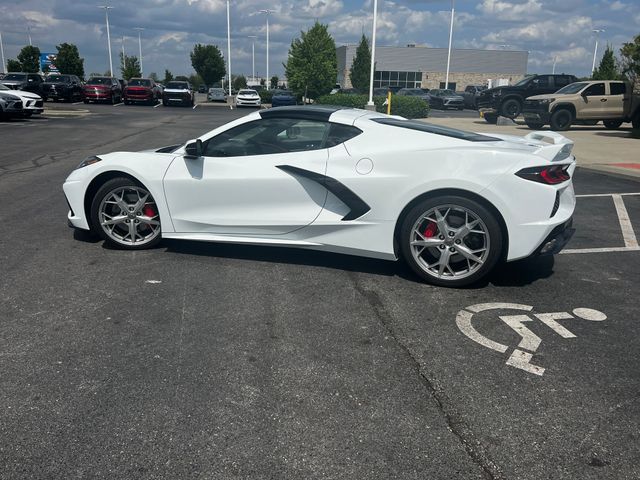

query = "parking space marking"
[[562, 193, 640, 254], [72, 101, 83, 105], [192, 104, 198, 110], [153, 103, 162, 109], [456, 304, 607, 376], [113, 102, 123, 107]]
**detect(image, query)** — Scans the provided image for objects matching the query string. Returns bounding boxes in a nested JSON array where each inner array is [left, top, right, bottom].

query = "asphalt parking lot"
[[1, 103, 639, 479]]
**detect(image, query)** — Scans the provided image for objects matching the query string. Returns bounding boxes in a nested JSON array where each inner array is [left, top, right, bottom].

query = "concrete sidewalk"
[[423, 116, 640, 178]]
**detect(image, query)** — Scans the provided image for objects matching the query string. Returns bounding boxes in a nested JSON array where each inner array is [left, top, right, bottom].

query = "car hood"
[[164, 88, 190, 93], [526, 93, 562, 101], [5, 89, 41, 101], [441, 94, 463, 100], [43, 81, 70, 86], [84, 84, 111, 89], [1, 81, 26, 88]]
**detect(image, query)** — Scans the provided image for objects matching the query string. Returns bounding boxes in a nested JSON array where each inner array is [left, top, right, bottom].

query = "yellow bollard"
[[387, 91, 391, 115]]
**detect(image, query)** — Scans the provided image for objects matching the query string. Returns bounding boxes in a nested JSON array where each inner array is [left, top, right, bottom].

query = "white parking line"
[[113, 102, 123, 107], [72, 101, 83, 105], [153, 102, 162, 108], [192, 104, 198, 110], [562, 192, 640, 254]]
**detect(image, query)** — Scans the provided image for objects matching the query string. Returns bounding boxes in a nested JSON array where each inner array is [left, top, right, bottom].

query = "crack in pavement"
[[347, 271, 504, 480]]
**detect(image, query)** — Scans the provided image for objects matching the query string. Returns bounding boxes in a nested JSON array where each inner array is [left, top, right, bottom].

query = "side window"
[[532, 76, 550, 88], [325, 123, 362, 148], [465, 86, 473, 93], [584, 83, 605, 96], [28, 74, 40, 83], [555, 76, 572, 88], [203, 118, 331, 157], [610, 82, 626, 95]]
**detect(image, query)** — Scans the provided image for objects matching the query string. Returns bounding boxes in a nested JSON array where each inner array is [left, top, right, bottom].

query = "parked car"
[[397, 88, 431, 103], [162, 81, 194, 107], [235, 89, 261, 107], [427, 89, 464, 110], [1, 72, 44, 96], [83, 76, 123, 104], [477, 74, 578, 123], [462, 85, 487, 109], [41, 74, 84, 102], [271, 90, 296, 107], [64, 105, 577, 287], [207, 87, 227, 103], [0, 90, 24, 119], [0, 84, 44, 117], [523, 80, 640, 131], [198, 84, 207, 94], [124, 78, 161, 105]]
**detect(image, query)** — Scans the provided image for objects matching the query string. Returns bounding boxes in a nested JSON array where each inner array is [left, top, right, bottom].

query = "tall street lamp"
[[0, 32, 6, 74], [98, 5, 114, 76], [134, 27, 144, 76], [259, 9, 274, 89], [248, 35, 257, 84], [367, 0, 378, 108], [226, 0, 232, 98], [591, 29, 605, 74], [444, 0, 455, 90]]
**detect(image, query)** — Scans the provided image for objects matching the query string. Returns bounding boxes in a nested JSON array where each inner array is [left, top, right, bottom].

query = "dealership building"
[[336, 45, 528, 91]]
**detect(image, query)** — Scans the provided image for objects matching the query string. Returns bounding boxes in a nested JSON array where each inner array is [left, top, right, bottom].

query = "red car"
[[124, 78, 160, 105], [83, 76, 123, 104]]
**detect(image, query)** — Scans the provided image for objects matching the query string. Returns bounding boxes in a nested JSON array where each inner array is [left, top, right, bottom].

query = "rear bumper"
[[534, 218, 575, 256]]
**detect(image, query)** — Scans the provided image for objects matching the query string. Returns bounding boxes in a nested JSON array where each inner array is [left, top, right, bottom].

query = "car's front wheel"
[[399, 196, 503, 287], [550, 109, 573, 131], [603, 120, 623, 129], [525, 121, 545, 129], [90, 177, 162, 250]]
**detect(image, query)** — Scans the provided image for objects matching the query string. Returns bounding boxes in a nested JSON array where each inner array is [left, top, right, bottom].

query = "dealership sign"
[[40, 53, 59, 73]]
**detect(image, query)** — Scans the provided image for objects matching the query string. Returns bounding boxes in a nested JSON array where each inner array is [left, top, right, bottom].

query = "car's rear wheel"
[[550, 109, 573, 131], [525, 121, 545, 129], [603, 120, 623, 129], [399, 195, 503, 287], [90, 177, 162, 250], [483, 113, 498, 124]]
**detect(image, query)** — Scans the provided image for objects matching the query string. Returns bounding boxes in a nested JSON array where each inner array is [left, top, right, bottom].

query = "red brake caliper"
[[143, 204, 156, 218], [423, 221, 438, 238]]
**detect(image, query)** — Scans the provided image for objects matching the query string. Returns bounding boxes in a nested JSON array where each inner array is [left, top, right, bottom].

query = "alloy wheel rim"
[[409, 204, 490, 280], [98, 186, 161, 246]]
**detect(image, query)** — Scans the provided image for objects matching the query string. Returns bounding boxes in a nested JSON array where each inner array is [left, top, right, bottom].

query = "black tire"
[[632, 112, 640, 130], [83, 99, 89, 104], [90, 177, 162, 250], [550, 109, 573, 131], [500, 98, 521, 118], [483, 113, 498, 124], [525, 121, 545, 129], [603, 120, 623, 130], [399, 195, 503, 287], [22, 112, 33, 118]]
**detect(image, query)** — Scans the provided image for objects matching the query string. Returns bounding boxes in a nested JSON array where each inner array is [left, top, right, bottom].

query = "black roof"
[[259, 105, 346, 122]]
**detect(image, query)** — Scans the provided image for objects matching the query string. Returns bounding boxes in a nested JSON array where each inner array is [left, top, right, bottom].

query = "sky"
[[0, 0, 638, 80]]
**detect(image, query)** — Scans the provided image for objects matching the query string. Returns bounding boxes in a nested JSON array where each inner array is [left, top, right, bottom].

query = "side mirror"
[[185, 139, 203, 158]]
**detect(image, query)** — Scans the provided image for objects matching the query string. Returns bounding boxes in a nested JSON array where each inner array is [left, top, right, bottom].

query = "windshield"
[[555, 82, 589, 94], [46, 75, 70, 82], [4, 74, 27, 81], [166, 82, 187, 89], [209, 88, 224, 93], [274, 91, 292, 96], [128, 79, 151, 87], [239, 90, 257, 95], [86, 77, 111, 85], [441, 90, 456, 95], [0, 84, 9, 90], [513, 76, 534, 87]]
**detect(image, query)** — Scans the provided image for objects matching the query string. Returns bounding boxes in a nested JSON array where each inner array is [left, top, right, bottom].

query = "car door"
[[606, 82, 626, 118], [163, 116, 331, 235], [580, 83, 607, 118], [27, 74, 42, 94]]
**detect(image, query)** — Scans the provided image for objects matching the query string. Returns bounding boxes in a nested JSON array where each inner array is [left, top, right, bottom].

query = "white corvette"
[[63, 106, 576, 286]]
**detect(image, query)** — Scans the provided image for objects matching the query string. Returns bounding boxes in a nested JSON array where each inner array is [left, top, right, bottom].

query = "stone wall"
[[420, 72, 525, 90]]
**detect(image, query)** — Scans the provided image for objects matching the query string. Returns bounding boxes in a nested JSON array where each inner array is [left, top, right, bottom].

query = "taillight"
[[516, 165, 571, 185]]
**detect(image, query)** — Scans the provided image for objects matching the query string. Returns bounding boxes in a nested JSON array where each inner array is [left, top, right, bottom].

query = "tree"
[[260, 78, 266, 87], [7, 59, 22, 72], [119, 52, 141, 80], [233, 74, 247, 90], [270, 75, 279, 89], [175, 75, 189, 82], [163, 69, 174, 84], [349, 35, 372, 92], [285, 22, 337, 100], [149, 72, 158, 81], [55, 43, 85, 78], [620, 34, 640, 90], [592, 45, 620, 80], [17, 45, 41, 73], [190, 44, 225, 86]]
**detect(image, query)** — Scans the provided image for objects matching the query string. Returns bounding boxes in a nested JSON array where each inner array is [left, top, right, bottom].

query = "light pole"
[[134, 27, 144, 76], [367, 0, 378, 108], [552, 55, 557, 74], [226, 0, 232, 98], [98, 6, 114, 76], [591, 29, 605, 74], [121, 35, 125, 61], [444, 0, 455, 90], [27, 25, 33, 46], [259, 9, 274, 89], [0, 32, 6, 74], [248, 35, 257, 84]]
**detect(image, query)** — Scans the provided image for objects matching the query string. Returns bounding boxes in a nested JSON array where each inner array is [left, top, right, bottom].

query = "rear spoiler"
[[525, 131, 574, 162]]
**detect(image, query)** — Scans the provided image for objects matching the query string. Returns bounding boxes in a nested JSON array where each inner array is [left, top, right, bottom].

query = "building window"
[[439, 82, 457, 90], [373, 71, 422, 89]]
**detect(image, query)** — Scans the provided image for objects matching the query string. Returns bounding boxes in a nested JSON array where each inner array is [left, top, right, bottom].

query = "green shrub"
[[315, 93, 429, 119], [258, 90, 273, 104]]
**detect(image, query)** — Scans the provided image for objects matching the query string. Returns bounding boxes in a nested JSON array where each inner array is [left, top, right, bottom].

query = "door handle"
[[600, 98, 607, 102]]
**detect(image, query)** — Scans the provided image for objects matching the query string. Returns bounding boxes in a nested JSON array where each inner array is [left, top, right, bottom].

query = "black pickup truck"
[[477, 74, 578, 123]]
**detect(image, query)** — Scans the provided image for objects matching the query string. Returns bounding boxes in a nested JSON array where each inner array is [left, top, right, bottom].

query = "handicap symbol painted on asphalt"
[[456, 303, 607, 376]]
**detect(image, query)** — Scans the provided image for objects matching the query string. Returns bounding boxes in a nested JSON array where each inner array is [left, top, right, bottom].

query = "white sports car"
[[63, 106, 576, 286], [0, 84, 44, 117]]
